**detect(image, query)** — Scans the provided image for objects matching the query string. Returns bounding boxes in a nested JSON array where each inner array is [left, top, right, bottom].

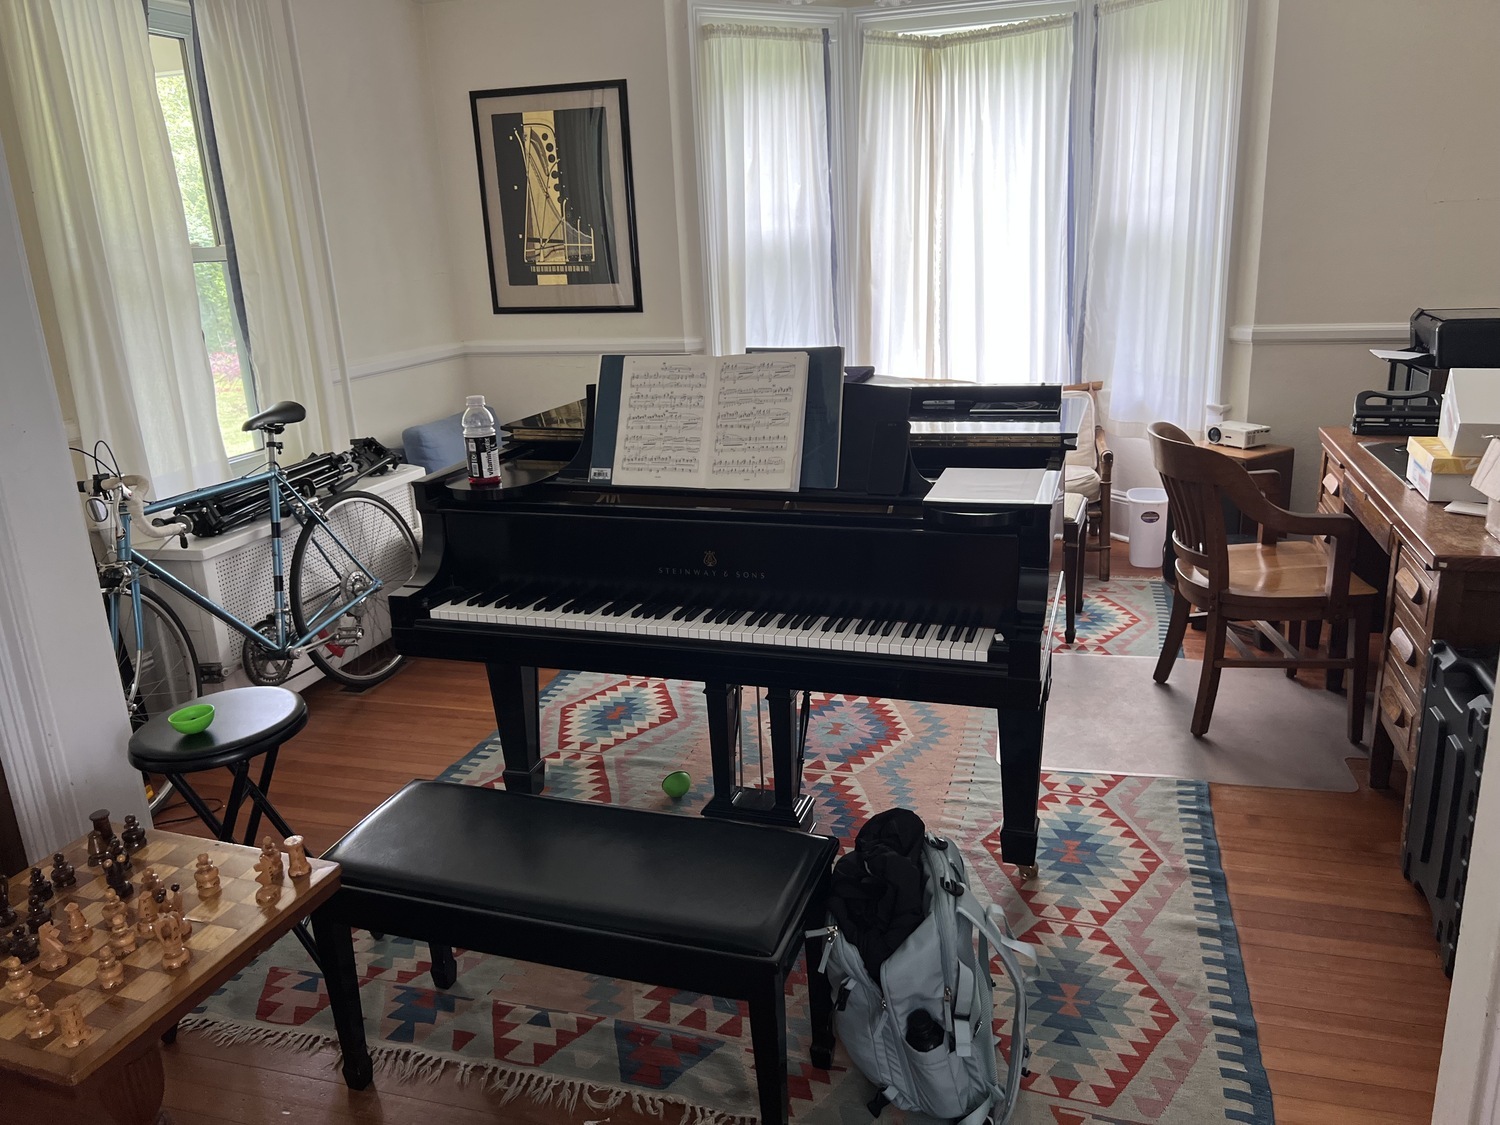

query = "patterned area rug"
[[1052, 576, 1175, 658], [186, 673, 1270, 1124]]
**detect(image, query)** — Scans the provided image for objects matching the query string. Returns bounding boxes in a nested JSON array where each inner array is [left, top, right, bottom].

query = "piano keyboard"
[[428, 588, 1001, 664]]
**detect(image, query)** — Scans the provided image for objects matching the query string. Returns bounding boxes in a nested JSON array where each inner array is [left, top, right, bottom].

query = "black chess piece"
[[50, 853, 76, 889], [28, 867, 53, 904], [102, 857, 135, 901], [121, 813, 147, 854], [112, 848, 133, 877], [0, 881, 14, 929], [86, 809, 114, 867], [25, 893, 52, 934], [10, 925, 39, 964]]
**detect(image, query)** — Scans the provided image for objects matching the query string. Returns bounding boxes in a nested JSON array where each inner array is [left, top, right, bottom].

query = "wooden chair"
[[1063, 382, 1113, 580], [1148, 421, 1376, 742]]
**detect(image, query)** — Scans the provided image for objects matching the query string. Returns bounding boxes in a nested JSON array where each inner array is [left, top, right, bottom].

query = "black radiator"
[[1403, 642, 1495, 976]]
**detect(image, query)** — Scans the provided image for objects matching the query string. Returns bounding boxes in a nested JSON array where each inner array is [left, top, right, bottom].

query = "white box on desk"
[[1438, 369, 1500, 456], [1406, 455, 1487, 503]]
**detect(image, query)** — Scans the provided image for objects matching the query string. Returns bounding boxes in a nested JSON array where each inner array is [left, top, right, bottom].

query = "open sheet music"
[[605, 353, 809, 490]]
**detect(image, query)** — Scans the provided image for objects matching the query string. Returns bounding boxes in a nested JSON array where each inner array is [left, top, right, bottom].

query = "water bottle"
[[462, 395, 500, 486], [904, 1008, 945, 1052]]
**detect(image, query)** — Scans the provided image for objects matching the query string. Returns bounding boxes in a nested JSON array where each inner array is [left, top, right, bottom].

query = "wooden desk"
[[1197, 440, 1294, 533], [0, 828, 338, 1123], [1318, 428, 1500, 794]]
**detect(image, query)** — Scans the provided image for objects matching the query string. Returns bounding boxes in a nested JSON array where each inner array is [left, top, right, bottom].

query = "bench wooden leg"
[[312, 909, 374, 1090], [430, 942, 457, 989], [748, 971, 790, 1125]]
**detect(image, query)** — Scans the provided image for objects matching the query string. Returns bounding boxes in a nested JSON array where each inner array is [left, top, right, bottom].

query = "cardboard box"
[[1473, 438, 1500, 543], [1406, 455, 1487, 503], [1438, 369, 1500, 456], [1406, 435, 1486, 476]]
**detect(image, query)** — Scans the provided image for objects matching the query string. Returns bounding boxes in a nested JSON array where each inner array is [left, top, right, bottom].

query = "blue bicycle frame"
[[108, 460, 385, 660]]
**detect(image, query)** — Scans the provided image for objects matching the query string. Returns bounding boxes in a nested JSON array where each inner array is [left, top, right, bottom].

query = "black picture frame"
[[470, 79, 643, 314]]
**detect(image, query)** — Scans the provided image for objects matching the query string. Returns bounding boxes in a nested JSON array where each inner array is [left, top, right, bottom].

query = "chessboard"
[[0, 826, 338, 1087]]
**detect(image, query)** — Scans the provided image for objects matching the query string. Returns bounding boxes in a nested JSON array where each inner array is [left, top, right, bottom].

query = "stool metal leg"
[[220, 763, 251, 843], [166, 775, 228, 839], [239, 775, 296, 841], [241, 747, 281, 846]]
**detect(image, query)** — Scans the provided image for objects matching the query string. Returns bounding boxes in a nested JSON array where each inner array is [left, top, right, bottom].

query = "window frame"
[[688, 0, 1097, 378], [147, 0, 261, 464]]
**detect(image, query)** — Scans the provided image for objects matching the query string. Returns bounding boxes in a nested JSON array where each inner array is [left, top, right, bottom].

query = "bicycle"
[[82, 401, 421, 740]]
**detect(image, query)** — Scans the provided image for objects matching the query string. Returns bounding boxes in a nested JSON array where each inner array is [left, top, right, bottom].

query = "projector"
[[1207, 420, 1270, 449]]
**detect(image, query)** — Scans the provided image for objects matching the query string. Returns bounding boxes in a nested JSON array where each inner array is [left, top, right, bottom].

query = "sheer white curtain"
[[1082, 0, 1246, 431], [0, 0, 228, 495], [197, 0, 344, 461], [697, 23, 838, 355], [859, 16, 1073, 384]]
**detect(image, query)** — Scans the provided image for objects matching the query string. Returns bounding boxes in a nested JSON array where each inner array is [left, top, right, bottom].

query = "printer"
[[1355, 309, 1500, 436], [1385, 308, 1500, 394]]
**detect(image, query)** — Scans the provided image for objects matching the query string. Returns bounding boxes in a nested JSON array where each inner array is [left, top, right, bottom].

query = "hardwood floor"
[[156, 543, 1451, 1123]]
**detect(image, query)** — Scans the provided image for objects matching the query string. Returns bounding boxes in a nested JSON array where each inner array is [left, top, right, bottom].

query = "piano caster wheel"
[[1017, 864, 1039, 882], [811, 1045, 833, 1070]]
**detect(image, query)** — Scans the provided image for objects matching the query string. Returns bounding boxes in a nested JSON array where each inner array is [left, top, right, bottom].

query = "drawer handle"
[[1381, 694, 1408, 728], [1322, 472, 1341, 497], [1395, 568, 1425, 605], [1390, 627, 1417, 666]]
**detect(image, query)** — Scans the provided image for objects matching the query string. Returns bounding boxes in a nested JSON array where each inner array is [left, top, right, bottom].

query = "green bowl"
[[167, 703, 215, 734], [661, 770, 692, 799]]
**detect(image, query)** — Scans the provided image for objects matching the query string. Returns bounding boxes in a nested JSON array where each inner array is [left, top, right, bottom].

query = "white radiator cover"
[[141, 464, 426, 692]]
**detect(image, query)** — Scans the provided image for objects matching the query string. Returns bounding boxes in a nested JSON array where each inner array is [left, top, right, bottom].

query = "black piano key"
[[915, 622, 934, 639], [881, 619, 898, 637], [901, 621, 917, 638], [964, 623, 979, 643], [834, 617, 853, 633]]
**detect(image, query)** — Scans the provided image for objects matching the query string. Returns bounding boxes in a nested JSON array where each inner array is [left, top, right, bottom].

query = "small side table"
[[1197, 440, 1295, 533], [0, 828, 338, 1124]]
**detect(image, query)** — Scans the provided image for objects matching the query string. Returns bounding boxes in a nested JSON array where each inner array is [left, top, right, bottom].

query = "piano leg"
[[487, 662, 544, 794], [703, 682, 741, 808], [995, 704, 1043, 878], [701, 683, 817, 831]]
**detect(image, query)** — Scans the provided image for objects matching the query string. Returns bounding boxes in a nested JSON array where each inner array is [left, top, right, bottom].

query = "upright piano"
[[391, 379, 1069, 874]]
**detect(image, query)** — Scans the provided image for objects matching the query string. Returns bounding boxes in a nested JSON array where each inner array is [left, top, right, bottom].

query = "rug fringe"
[[176, 1015, 333, 1054], [180, 1015, 754, 1125]]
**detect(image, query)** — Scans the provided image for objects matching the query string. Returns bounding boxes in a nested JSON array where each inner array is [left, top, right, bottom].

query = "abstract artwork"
[[470, 80, 642, 313]]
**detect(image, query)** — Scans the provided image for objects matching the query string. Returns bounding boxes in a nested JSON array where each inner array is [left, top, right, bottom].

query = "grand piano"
[[391, 372, 1074, 874]]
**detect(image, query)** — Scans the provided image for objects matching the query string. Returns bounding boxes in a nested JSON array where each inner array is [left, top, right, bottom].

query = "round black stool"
[[128, 685, 307, 847]]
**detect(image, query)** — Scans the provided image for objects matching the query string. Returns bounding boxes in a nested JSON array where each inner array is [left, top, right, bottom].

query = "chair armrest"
[[1095, 430, 1113, 483]]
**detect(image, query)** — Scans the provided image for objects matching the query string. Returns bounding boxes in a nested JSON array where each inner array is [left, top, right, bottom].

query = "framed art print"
[[470, 79, 643, 313]]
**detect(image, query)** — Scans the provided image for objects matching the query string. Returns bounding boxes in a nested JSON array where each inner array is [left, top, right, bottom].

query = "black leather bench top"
[[324, 781, 838, 958], [127, 685, 307, 771]]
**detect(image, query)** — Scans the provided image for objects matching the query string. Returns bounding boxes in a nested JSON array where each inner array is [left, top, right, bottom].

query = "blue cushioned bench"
[[312, 781, 839, 1123]]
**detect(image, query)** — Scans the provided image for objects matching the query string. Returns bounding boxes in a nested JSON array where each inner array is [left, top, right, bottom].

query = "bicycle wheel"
[[289, 490, 419, 688], [109, 587, 203, 730]]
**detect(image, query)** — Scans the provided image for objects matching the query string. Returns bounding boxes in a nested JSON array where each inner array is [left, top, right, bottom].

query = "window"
[[147, 2, 258, 459], [692, 0, 1245, 430]]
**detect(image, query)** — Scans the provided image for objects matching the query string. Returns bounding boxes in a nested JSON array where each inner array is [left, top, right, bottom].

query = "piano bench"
[[311, 780, 839, 1124]]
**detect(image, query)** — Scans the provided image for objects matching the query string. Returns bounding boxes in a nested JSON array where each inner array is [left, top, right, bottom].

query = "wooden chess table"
[[0, 827, 339, 1124]]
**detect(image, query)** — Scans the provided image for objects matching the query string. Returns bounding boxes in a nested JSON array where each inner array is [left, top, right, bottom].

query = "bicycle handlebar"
[[102, 475, 192, 539]]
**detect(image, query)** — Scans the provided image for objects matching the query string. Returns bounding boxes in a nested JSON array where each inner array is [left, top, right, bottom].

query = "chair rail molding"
[[465, 336, 707, 359], [343, 338, 710, 381], [1227, 321, 1408, 344]]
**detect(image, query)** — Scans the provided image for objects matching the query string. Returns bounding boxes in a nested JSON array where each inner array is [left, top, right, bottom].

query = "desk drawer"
[[1319, 452, 1345, 507], [1386, 601, 1431, 703], [1342, 473, 1393, 552], [1377, 672, 1421, 772], [1392, 547, 1437, 632]]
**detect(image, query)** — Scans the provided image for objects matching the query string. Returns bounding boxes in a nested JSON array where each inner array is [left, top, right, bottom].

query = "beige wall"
[[1237, 0, 1500, 508]]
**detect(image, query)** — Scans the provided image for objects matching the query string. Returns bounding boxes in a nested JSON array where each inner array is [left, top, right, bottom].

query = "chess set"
[[0, 808, 336, 1087]]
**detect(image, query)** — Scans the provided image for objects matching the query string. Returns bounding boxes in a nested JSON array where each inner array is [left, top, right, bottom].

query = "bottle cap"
[[466, 395, 486, 406]]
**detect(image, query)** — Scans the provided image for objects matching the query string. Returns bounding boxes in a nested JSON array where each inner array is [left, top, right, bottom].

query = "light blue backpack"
[[815, 831, 1035, 1124]]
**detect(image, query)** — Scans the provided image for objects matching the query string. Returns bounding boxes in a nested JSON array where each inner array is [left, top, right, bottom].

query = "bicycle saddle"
[[242, 400, 307, 433]]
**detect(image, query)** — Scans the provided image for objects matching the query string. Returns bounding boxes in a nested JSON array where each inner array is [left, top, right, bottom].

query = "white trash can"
[[1126, 487, 1169, 568]]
